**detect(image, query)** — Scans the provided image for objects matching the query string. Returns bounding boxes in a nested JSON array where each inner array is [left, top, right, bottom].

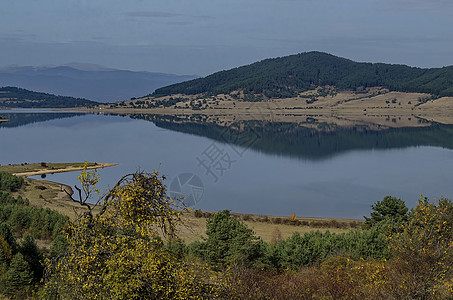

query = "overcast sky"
[[1, 0, 453, 76]]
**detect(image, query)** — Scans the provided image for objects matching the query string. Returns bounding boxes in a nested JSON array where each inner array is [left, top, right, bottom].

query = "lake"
[[1, 110, 453, 219]]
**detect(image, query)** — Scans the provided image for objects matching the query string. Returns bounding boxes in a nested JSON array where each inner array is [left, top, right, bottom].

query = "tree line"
[[0, 173, 69, 298], [0, 87, 99, 108]]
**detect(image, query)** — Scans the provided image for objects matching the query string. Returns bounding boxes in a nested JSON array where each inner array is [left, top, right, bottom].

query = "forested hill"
[[153, 51, 453, 98], [0, 86, 99, 108]]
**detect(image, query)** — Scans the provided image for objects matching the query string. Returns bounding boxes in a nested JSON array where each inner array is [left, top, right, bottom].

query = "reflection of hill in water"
[[0, 112, 84, 128], [127, 114, 453, 159]]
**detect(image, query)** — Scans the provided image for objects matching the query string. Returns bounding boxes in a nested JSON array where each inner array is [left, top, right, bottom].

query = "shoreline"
[[63, 89, 453, 129], [11, 163, 118, 177]]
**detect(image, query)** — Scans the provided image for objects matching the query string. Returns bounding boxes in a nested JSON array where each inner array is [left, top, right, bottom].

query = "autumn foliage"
[[39, 165, 453, 299], [43, 169, 231, 299]]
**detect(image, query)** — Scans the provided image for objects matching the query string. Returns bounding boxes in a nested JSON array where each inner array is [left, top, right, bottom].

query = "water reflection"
[[1, 111, 452, 219], [123, 113, 453, 160], [0, 110, 84, 128]]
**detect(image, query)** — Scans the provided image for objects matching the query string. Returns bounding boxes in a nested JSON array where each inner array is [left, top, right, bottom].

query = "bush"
[[190, 210, 265, 268], [194, 209, 203, 218], [0, 172, 24, 192], [388, 197, 453, 298], [266, 228, 389, 270]]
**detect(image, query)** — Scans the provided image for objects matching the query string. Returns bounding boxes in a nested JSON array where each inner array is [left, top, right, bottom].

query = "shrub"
[[388, 197, 453, 298], [0, 172, 24, 192], [190, 210, 265, 268], [194, 209, 203, 218]]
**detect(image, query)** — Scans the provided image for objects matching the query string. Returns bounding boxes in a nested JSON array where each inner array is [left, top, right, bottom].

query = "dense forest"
[[0, 172, 69, 298], [153, 51, 453, 98], [0, 86, 99, 108]]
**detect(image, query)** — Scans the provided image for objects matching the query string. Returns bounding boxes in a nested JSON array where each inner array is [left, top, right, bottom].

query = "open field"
[[0, 162, 118, 177], [178, 212, 361, 244]]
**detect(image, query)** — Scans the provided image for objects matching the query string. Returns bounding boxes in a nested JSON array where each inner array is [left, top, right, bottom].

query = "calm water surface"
[[1, 111, 453, 219]]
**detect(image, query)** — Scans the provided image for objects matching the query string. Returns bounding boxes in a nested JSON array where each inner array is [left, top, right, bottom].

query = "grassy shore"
[[0, 162, 118, 177], [179, 211, 361, 243], [9, 177, 90, 219], [9, 177, 362, 244], [3, 161, 363, 243]]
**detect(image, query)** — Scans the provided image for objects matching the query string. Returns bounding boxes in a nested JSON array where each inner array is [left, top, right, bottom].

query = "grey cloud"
[[0, 33, 37, 42], [166, 21, 194, 26], [372, 0, 453, 13], [125, 11, 214, 21], [250, 34, 453, 47], [125, 11, 182, 18]]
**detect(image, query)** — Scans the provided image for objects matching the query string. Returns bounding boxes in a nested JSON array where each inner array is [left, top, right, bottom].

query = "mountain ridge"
[[152, 51, 453, 98], [0, 64, 197, 102]]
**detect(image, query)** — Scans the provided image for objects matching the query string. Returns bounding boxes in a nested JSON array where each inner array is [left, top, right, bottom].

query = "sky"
[[1, 0, 453, 76]]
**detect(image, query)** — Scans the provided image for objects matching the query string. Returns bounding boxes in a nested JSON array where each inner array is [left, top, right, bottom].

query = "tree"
[[49, 234, 68, 258], [2, 253, 33, 297], [191, 210, 264, 268], [43, 168, 230, 299], [19, 233, 43, 282], [388, 197, 453, 298], [364, 196, 408, 234], [0, 223, 17, 255]]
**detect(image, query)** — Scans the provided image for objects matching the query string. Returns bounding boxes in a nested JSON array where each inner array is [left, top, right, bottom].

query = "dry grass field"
[[178, 211, 362, 244], [9, 177, 89, 220], [83, 87, 453, 129]]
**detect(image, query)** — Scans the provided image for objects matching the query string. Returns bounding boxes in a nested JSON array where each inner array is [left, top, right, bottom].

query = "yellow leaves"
[[102, 171, 185, 238], [386, 197, 453, 298], [44, 169, 231, 299]]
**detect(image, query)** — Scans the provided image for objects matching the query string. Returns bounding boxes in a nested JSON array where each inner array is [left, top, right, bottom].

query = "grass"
[[15, 179, 362, 244], [0, 162, 98, 174], [7, 170, 364, 244], [178, 211, 362, 244], [10, 177, 91, 220]]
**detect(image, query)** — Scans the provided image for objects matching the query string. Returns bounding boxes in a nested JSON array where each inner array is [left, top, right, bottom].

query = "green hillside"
[[0, 86, 99, 108], [153, 51, 453, 98]]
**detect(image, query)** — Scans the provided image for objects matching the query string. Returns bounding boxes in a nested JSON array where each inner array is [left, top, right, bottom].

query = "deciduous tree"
[[43, 168, 230, 299]]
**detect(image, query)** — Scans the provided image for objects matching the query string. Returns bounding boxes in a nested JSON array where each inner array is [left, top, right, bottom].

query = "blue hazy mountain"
[[0, 64, 197, 102]]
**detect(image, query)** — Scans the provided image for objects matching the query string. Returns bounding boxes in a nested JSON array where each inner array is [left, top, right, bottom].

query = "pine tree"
[[2, 253, 33, 297], [19, 234, 43, 282]]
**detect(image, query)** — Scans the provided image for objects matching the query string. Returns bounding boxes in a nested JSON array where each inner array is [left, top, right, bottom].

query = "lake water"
[[1, 110, 453, 219]]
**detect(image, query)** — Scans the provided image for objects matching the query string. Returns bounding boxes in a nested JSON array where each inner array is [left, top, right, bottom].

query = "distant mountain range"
[[0, 64, 197, 102], [0, 86, 98, 108], [153, 51, 453, 98]]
